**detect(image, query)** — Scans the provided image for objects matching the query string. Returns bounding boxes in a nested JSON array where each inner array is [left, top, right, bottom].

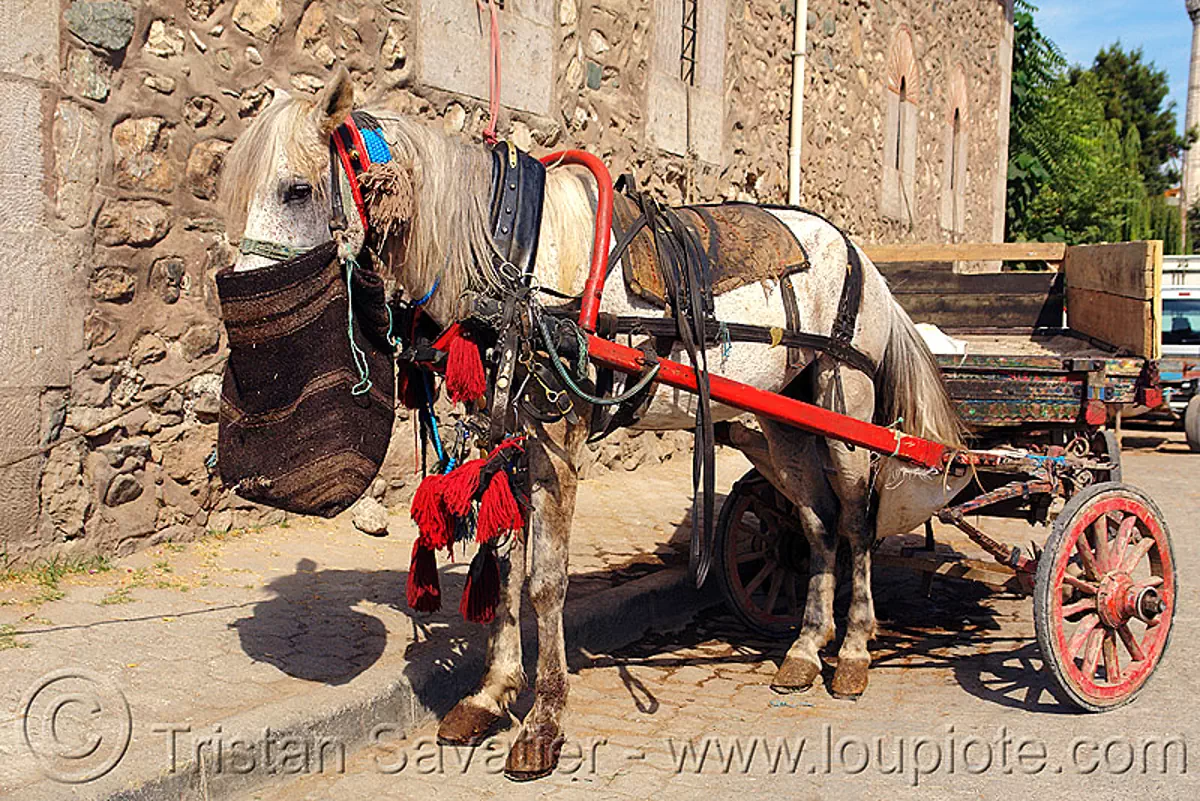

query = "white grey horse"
[[222, 72, 968, 780]]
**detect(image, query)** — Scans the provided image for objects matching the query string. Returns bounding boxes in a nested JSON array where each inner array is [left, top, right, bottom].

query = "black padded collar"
[[489, 141, 546, 282]]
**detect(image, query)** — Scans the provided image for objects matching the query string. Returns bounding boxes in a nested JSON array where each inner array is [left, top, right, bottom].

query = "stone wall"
[[0, 0, 1012, 562]]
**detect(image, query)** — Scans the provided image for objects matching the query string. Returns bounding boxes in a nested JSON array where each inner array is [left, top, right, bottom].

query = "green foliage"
[[1006, 5, 1185, 250], [1069, 45, 1185, 195]]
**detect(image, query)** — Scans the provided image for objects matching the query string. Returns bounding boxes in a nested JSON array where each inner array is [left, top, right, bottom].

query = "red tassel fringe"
[[410, 473, 451, 549], [460, 547, 501, 624], [441, 458, 485, 517], [407, 541, 441, 612], [445, 332, 486, 404], [476, 470, 523, 543]]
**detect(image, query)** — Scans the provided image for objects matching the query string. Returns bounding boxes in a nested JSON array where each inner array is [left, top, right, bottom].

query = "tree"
[[1069, 45, 1186, 195]]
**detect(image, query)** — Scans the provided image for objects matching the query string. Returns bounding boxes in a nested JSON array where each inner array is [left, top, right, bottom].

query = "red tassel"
[[445, 331, 486, 404], [442, 458, 485, 517], [476, 470, 523, 543], [460, 547, 501, 624], [410, 473, 451, 549], [407, 540, 441, 612]]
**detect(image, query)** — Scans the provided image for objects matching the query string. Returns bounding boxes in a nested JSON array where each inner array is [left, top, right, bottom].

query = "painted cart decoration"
[[537, 151, 1175, 712]]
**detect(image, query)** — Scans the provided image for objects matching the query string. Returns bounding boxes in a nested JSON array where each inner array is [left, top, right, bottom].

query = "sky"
[[1033, 0, 1193, 134]]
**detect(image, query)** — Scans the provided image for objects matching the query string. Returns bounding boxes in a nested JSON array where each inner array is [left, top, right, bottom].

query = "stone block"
[[63, 1, 135, 51], [419, 0, 554, 115], [0, 0, 59, 81], [232, 0, 283, 42], [112, 117, 178, 193], [688, 87, 723, 164], [646, 72, 687, 157], [0, 230, 84, 388], [0, 79, 47, 233], [65, 48, 112, 101], [52, 100, 101, 228], [96, 199, 172, 246]]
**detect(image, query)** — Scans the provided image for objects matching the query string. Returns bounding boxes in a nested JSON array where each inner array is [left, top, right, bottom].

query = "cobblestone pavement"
[[254, 425, 1200, 801], [0, 448, 735, 799]]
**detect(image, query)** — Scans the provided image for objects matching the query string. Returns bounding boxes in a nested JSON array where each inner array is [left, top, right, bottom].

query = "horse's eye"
[[283, 181, 312, 205]]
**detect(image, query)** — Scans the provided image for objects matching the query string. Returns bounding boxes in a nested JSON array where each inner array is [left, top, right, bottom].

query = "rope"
[[0, 354, 228, 471], [534, 313, 660, 406], [341, 253, 374, 396], [239, 238, 311, 261], [477, 0, 502, 144]]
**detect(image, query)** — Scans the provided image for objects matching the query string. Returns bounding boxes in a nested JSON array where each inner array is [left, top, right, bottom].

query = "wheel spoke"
[[735, 522, 764, 540], [1063, 574, 1098, 595], [1062, 598, 1096, 617], [1138, 575, 1164, 589], [764, 568, 784, 615], [1113, 516, 1137, 568], [1066, 614, 1100, 660], [1092, 517, 1112, 571], [743, 560, 775, 596], [1120, 537, 1155, 574], [1102, 631, 1121, 683], [736, 550, 769, 565], [1082, 628, 1103, 679], [1074, 531, 1101, 580], [786, 575, 800, 616], [1118, 624, 1146, 662]]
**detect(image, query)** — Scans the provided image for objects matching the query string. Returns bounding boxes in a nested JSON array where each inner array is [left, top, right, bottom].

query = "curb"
[[104, 565, 720, 801]]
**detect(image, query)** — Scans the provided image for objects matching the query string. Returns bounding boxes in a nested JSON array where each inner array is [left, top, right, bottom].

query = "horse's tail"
[[875, 302, 966, 449]]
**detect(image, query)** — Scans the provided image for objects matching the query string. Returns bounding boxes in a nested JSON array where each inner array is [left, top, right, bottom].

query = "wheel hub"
[[1096, 572, 1163, 627]]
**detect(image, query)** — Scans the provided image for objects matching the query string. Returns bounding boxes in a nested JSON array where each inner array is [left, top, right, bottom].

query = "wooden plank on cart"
[[863, 242, 1067, 263], [877, 262, 1063, 329], [1063, 241, 1163, 359]]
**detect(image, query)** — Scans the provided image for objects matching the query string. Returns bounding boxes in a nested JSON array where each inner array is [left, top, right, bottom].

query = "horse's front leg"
[[504, 418, 586, 781], [437, 523, 528, 745]]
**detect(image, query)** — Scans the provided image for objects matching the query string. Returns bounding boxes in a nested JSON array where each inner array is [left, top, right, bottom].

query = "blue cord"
[[422, 371, 445, 463], [413, 277, 440, 308]]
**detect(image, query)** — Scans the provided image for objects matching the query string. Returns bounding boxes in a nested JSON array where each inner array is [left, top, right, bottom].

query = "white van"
[[1159, 286, 1200, 450]]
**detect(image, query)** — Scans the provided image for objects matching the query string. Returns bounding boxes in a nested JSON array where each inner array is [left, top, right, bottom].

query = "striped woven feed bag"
[[215, 241, 396, 517]]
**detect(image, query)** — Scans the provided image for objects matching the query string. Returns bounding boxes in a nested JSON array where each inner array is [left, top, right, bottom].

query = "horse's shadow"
[[231, 519, 1077, 717]]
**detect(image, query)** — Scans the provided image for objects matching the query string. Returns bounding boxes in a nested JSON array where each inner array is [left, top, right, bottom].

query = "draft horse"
[[222, 72, 967, 780]]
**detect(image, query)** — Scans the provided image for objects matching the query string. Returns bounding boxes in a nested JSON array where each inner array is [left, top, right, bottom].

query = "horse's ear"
[[314, 69, 354, 136]]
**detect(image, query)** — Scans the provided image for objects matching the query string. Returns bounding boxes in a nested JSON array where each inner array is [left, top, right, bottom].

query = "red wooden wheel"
[[715, 470, 808, 638], [1033, 482, 1176, 711]]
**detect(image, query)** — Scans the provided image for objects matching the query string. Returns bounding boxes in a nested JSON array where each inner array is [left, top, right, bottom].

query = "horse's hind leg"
[[756, 419, 839, 693], [504, 419, 587, 781], [437, 523, 527, 745], [816, 363, 878, 699]]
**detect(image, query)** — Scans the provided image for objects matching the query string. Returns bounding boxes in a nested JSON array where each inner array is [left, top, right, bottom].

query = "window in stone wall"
[[881, 27, 918, 224], [681, 0, 698, 86], [940, 67, 969, 234], [647, 0, 726, 164]]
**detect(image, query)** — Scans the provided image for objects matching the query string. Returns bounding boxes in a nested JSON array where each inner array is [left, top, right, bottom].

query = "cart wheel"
[[1185, 395, 1200, 452], [715, 469, 809, 638], [1096, 429, 1122, 483], [1034, 482, 1176, 711]]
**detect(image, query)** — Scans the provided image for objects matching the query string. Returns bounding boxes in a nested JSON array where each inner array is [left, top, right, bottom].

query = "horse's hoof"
[[830, 657, 870, 699], [769, 656, 821, 693], [504, 723, 564, 781], [437, 701, 502, 746]]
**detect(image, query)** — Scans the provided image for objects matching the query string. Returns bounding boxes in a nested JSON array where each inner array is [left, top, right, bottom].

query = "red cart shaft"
[[586, 335, 950, 469]]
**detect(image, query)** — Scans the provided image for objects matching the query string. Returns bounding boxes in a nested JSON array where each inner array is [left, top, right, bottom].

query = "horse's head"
[[222, 70, 357, 271]]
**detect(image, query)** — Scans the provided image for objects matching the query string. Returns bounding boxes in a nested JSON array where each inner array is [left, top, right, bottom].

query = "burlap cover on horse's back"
[[216, 241, 395, 518], [613, 199, 810, 307]]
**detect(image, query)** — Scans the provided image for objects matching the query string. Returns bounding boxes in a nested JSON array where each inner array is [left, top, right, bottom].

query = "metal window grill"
[[680, 0, 698, 86]]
